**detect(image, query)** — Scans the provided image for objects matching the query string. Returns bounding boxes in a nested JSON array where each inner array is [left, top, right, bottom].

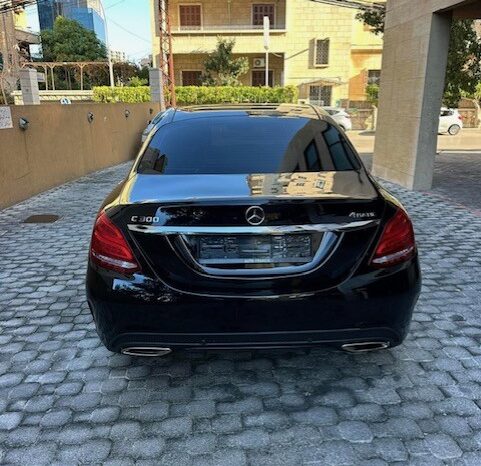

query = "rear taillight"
[[370, 209, 416, 268], [90, 212, 140, 274], [458, 114, 464, 121]]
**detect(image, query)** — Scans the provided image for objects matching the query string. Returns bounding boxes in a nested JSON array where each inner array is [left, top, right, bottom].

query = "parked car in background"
[[141, 110, 166, 143], [87, 103, 421, 357], [322, 107, 352, 131], [439, 108, 463, 135]]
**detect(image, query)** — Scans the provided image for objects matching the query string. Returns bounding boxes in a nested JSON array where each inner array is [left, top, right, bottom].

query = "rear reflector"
[[370, 209, 416, 268], [90, 212, 140, 274]]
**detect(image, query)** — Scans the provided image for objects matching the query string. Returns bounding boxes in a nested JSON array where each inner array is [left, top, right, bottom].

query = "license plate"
[[197, 235, 312, 265]]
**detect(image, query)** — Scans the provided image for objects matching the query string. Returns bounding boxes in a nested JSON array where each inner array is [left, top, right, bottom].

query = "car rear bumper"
[[86, 259, 421, 352]]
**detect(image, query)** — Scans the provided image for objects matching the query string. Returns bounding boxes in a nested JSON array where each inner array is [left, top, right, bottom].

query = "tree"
[[444, 20, 481, 107], [202, 38, 249, 86], [40, 17, 108, 89], [355, 9, 385, 36], [113, 62, 141, 86], [41, 17, 107, 62], [366, 83, 379, 107], [356, 11, 481, 107]]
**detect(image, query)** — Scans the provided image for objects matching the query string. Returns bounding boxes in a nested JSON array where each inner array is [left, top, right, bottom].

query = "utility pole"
[[158, 0, 176, 107], [98, 0, 114, 88]]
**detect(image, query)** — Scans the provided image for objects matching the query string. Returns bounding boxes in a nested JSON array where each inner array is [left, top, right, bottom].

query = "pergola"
[[21, 61, 110, 90]]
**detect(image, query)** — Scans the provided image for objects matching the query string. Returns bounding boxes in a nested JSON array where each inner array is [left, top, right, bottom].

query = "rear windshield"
[[137, 116, 360, 175]]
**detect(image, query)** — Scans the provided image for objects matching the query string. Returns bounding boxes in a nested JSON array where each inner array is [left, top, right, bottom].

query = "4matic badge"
[[349, 212, 376, 219]]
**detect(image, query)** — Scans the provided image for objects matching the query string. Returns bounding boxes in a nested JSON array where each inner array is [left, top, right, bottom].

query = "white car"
[[322, 107, 353, 131], [439, 108, 463, 136]]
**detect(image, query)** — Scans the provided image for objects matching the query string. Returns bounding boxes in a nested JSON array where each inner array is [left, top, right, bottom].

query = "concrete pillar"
[[149, 68, 165, 111], [372, 8, 452, 190], [19, 68, 40, 105]]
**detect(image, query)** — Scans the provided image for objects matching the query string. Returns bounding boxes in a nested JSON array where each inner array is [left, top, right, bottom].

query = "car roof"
[[172, 103, 330, 122]]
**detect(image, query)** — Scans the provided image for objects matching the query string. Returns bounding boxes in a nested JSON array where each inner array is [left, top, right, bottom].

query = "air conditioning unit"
[[253, 58, 266, 68]]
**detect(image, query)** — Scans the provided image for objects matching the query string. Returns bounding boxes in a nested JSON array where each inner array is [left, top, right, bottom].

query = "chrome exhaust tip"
[[341, 341, 390, 353], [121, 347, 172, 357]]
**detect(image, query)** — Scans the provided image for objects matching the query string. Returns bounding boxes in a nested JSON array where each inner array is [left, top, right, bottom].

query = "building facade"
[[0, 7, 40, 98], [109, 50, 127, 63], [37, 0, 106, 43], [150, 0, 384, 105]]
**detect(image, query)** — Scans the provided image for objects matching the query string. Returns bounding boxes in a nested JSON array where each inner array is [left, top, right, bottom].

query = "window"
[[137, 117, 359, 175], [367, 70, 381, 86], [252, 70, 273, 87], [304, 141, 322, 171], [309, 85, 332, 106], [315, 39, 330, 66], [182, 70, 202, 86], [252, 4, 275, 27], [179, 4, 201, 28]]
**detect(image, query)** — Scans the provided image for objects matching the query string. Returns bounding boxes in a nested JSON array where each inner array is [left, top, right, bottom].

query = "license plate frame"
[[196, 234, 313, 265]]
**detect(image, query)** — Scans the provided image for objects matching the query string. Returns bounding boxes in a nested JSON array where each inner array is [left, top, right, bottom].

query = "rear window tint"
[[137, 116, 360, 175]]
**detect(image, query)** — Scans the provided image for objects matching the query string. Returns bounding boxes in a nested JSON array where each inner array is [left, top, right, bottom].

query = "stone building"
[[0, 6, 40, 98], [150, 0, 384, 105]]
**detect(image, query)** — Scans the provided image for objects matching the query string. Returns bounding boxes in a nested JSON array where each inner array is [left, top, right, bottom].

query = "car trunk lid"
[[112, 171, 384, 296]]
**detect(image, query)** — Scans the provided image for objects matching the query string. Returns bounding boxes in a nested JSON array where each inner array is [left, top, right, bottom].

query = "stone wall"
[[11, 90, 94, 105], [0, 102, 159, 209]]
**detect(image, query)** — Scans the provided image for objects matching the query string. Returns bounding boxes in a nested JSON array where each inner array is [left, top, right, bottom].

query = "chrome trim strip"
[[128, 220, 378, 235]]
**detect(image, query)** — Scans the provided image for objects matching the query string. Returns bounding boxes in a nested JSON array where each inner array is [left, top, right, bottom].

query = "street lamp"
[[263, 16, 270, 87], [98, 0, 115, 88]]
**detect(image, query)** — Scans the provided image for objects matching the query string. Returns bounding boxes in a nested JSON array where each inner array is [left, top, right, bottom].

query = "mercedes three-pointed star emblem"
[[245, 206, 265, 226]]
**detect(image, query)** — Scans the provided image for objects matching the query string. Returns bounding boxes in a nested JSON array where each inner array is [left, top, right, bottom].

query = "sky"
[[25, 0, 153, 62]]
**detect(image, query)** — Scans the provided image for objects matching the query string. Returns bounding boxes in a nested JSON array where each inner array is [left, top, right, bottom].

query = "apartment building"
[[109, 50, 127, 63], [151, 0, 383, 105], [0, 6, 40, 96]]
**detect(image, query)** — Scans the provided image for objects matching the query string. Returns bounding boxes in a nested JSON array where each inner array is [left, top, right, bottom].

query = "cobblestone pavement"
[[1, 162, 481, 465], [360, 152, 481, 214], [432, 152, 481, 214]]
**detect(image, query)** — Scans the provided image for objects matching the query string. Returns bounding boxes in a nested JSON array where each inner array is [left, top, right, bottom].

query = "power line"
[[108, 16, 150, 43], [309, 0, 385, 11], [106, 0, 125, 10]]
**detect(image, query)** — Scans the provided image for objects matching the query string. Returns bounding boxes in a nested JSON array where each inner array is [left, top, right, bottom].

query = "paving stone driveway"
[[1, 162, 481, 465]]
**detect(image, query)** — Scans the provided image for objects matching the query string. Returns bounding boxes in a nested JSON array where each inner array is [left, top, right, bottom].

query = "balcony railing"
[[172, 24, 287, 33]]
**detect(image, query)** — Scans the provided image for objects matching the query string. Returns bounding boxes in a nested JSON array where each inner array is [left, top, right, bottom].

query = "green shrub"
[[93, 85, 298, 105], [93, 86, 151, 103]]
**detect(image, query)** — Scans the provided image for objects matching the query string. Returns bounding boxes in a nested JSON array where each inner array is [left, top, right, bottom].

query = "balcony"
[[169, 0, 287, 39], [172, 31, 288, 55], [170, 0, 288, 54], [172, 23, 287, 34]]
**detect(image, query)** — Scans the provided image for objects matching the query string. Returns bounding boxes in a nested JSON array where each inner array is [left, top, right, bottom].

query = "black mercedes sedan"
[[86, 104, 421, 356]]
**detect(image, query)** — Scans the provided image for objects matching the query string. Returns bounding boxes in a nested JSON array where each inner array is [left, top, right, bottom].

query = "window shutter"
[[179, 5, 201, 28], [182, 71, 202, 86], [252, 4, 275, 27], [315, 39, 330, 66]]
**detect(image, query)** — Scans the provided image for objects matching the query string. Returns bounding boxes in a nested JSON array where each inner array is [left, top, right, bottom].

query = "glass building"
[[37, 0, 106, 44]]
